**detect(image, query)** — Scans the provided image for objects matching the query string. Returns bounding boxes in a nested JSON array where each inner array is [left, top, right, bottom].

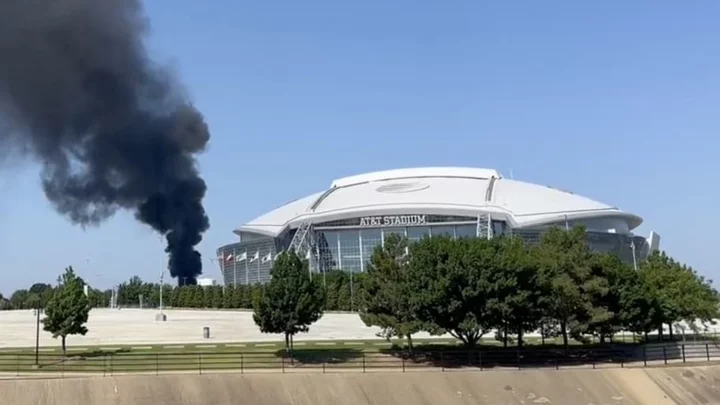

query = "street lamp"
[[630, 238, 638, 271], [156, 234, 167, 322], [33, 300, 42, 367]]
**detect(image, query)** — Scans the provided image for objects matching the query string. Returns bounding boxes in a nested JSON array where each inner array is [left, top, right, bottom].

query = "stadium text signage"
[[359, 215, 426, 227]]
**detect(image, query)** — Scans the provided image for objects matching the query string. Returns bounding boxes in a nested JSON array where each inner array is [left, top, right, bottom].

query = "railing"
[[1, 342, 719, 378]]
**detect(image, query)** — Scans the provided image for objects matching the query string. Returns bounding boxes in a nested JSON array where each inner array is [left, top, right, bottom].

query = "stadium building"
[[216, 167, 660, 285]]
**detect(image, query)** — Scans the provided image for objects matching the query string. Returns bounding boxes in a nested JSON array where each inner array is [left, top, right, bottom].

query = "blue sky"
[[1, 1, 718, 294]]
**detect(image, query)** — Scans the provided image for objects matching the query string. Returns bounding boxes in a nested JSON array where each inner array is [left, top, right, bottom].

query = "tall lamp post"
[[630, 238, 638, 271], [34, 300, 41, 367], [156, 234, 167, 322]]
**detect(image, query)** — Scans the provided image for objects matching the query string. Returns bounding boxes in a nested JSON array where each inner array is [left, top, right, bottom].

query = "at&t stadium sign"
[[359, 214, 426, 227]]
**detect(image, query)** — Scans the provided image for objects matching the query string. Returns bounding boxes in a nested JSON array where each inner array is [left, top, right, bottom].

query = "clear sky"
[[1, 1, 718, 294]]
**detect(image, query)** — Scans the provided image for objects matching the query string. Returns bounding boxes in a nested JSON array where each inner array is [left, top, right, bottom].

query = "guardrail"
[[1, 342, 720, 378]]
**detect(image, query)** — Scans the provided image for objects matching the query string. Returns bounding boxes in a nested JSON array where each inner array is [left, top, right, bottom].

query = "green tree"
[[29, 283, 55, 307], [486, 236, 543, 348], [252, 252, 325, 353], [42, 267, 90, 354], [410, 236, 493, 347], [639, 251, 719, 340], [618, 263, 662, 339], [9, 289, 29, 309], [534, 226, 609, 349], [117, 276, 144, 306], [358, 234, 423, 350], [190, 285, 204, 308], [323, 270, 347, 311], [210, 285, 224, 308], [87, 288, 110, 308], [0, 294, 11, 310], [178, 286, 193, 308], [233, 285, 245, 308]]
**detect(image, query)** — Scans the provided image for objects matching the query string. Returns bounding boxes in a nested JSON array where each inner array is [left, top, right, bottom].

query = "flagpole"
[[257, 252, 260, 284], [233, 248, 237, 286], [245, 250, 248, 284]]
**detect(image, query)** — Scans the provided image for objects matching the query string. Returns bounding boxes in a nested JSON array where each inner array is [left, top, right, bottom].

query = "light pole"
[[630, 238, 638, 271], [156, 234, 167, 321], [159, 271, 164, 314], [33, 300, 41, 367]]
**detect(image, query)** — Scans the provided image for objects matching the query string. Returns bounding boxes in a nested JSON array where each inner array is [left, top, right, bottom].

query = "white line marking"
[[131, 346, 153, 350], [163, 345, 185, 349], [315, 342, 336, 346], [100, 347, 122, 351], [373, 342, 391, 346], [196, 345, 217, 348], [226, 344, 246, 348], [343, 342, 365, 346]]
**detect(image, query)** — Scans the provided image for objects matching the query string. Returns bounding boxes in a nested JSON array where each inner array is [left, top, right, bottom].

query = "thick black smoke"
[[0, 0, 210, 286]]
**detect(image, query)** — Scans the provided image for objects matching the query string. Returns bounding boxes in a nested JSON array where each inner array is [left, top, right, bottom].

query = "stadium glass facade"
[[217, 213, 650, 286]]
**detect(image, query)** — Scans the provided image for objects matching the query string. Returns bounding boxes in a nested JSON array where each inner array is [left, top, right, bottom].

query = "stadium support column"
[[318, 243, 325, 287], [476, 213, 492, 239]]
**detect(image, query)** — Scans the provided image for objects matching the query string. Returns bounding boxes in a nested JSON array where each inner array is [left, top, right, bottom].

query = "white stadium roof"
[[236, 167, 642, 237]]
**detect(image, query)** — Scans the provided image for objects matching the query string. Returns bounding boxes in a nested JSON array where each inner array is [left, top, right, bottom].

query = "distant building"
[[196, 277, 216, 287], [217, 166, 661, 286]]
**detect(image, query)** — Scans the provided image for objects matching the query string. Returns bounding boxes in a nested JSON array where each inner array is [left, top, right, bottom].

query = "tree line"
[[111, 272, 362, 311], [6, 226, 718, 354], [253, 226, 720, 352], [1, 272, 363, 312], [1, 280, 109, 310]]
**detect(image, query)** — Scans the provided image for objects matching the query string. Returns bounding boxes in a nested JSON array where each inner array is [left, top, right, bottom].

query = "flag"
[[225, 254, 233, 262], [236, 252, 247, 262], [261, 252, 272, 263], [305, 250, 312, 260], [250, 251, 260, 262]]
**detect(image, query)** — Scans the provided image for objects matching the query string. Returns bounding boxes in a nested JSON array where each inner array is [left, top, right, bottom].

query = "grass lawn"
[[0, 333, 703, 374], [0, 332, 651, 354]]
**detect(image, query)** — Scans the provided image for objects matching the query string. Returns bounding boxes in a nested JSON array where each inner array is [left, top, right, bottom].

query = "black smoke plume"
[[0, 0, 210, 286]]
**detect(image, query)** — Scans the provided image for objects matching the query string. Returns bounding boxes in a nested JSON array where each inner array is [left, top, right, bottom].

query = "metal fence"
[[1, 342, 719, 378]]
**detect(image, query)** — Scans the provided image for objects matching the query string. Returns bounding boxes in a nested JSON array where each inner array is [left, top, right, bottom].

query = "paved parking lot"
[[0, 308, 448, 348], [3, 308, 716, 349]]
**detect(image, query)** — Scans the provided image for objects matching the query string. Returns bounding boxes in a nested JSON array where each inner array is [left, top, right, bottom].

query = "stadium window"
[[430, 225, 454, 238], [407, 226, 430, 242], [455, 224, 476, 239], [360, 229, 382, 267]]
